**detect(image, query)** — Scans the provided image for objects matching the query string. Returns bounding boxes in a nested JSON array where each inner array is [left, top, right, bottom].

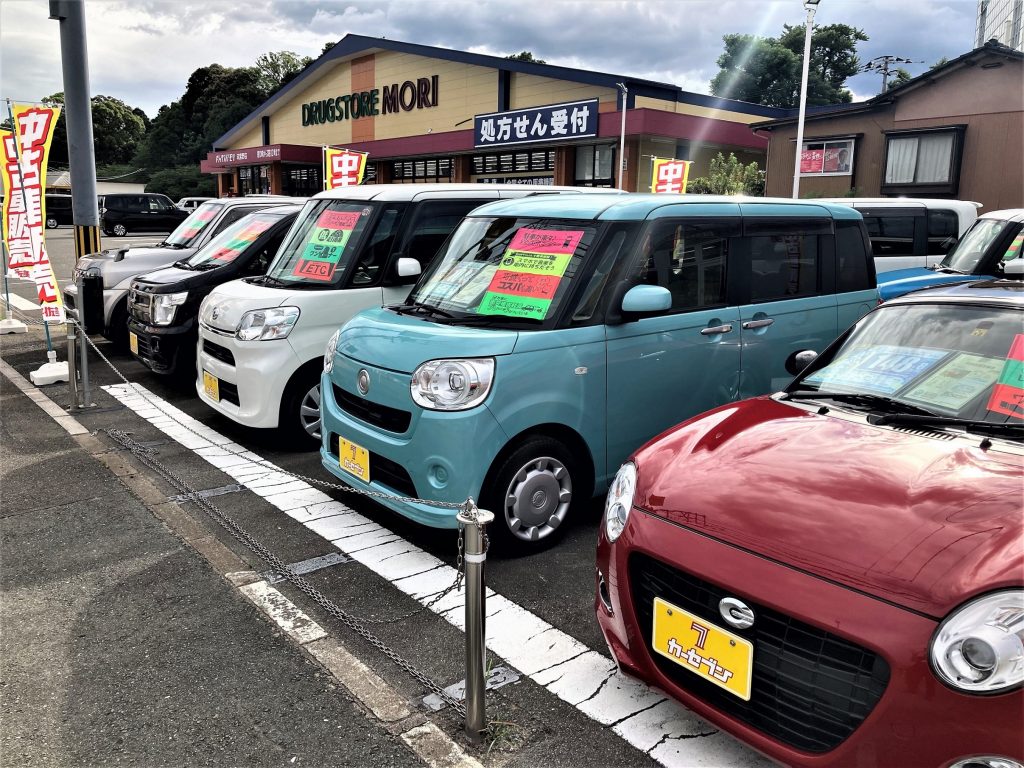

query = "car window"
[[211, 206, 259, 235], [570, 223, 636, 323], [941, 218, 1013, 273], [863, 213, 916, 256], [745, 218, 828, 302], [186, 211, 284, 268], [350, 205, 404, 286], [835, 220, 874, 292], [927, 209, 959, 255], [633, 219, 732, 311], [402, 201, 483, 269]]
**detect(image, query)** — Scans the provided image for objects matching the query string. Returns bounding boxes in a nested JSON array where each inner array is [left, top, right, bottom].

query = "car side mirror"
[[786, 349, 818, 376], [1001, 258, 1024, 278], [395, 257, 421, 280], [620, 284, 671, 315]]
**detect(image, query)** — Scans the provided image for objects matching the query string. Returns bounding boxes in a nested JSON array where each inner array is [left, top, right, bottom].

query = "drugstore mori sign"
[[301, 75, 439, 126]]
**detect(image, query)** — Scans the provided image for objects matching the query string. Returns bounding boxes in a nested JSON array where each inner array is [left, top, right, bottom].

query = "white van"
[[816, 198, 980, 273], [195, 183, 621, 445]]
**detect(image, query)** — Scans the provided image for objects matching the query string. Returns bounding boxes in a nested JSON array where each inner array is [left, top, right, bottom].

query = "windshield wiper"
[[867, 413, 1023, 440], [784, 390, 937, 416], [171, 260, 194, 270], [443, 313, 542, 326], [251, 274, 287, 287], [191, 262, 221, 271], [411, 301, 456, 319]]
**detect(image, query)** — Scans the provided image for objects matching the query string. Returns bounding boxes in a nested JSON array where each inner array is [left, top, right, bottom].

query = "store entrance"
[[239, 165, 271, 195]]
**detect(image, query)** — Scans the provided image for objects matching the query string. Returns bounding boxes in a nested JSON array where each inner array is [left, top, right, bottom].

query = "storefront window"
[[282, 165, 322, 196], [799, 138, 855, 177], [391, 156, 452, 183], [575, 144, 615, 187], [471, 150, 555, 175], [239, 165, 271, 195]]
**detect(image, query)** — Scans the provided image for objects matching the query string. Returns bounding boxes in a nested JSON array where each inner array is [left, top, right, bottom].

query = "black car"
[[127, 204, 301, 377], [101, 193, 188, 236], [45, 193, 74, 228]]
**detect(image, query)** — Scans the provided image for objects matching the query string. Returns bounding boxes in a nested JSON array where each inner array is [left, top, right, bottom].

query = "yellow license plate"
[[202, 370, 220, 402], [129, 331, 138, 355], [652, 597, 753, 701], [338, 437, 370, 483]]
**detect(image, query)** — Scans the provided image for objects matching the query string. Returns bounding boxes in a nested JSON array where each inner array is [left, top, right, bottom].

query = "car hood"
[[337, 307, 519, 374], [633, 397, 1024, 618], [76, 245, 199, 290], [132, 265, 210, 292], [199, 279, 299, 333], [877, 267, 985, 301]]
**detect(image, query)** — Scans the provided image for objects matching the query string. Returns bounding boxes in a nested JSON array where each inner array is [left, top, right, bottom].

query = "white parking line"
[[0, 292, 39, 311], [103, 383, 767, 768]]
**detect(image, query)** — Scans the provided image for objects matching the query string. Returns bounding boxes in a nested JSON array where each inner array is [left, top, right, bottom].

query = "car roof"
[[251, 203, 304, 217], [814, 197, 982, 213], [311, 183, 622, 203], [211, 196, 305, 208], [467, 194, 866, 221], [978, 208, 1024, 223], [884, 278, 1024, 307]]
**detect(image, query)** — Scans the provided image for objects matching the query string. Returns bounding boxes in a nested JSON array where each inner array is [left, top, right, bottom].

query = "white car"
[[176, 196, 215, 211], [816, 198, 980, 273], [194, 183, 622, 446]]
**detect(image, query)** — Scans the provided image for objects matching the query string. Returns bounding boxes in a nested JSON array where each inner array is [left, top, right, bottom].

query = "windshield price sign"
[[292, 209, 360, 282], [987, 334, 1024, 419], [477, 228, 583, 319]]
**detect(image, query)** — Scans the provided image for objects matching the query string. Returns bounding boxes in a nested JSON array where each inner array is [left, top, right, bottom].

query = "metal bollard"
[[457, 500, 493, 745], [74, 275, 93, 407], [66, 316, 80, 407]]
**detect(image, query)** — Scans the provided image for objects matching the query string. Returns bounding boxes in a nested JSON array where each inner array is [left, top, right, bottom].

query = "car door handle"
[[742, 318, 775, 330], [700, 324, 734, 336]]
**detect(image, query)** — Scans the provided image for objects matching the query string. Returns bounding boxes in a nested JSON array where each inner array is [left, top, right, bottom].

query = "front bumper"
[[194, 322, 301, 429], [318, 358, 510, 529], [127, 317, 196, 375], [596, 509, 1023, 767]]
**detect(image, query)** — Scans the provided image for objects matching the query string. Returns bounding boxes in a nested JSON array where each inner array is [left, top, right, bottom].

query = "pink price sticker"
[[508, 228, 584, 255], [316, 210, 360, 230]]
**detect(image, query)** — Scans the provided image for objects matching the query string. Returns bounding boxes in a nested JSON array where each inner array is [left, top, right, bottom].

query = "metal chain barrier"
[[10, 305, 495, 730], [106, 426, 470, 717]]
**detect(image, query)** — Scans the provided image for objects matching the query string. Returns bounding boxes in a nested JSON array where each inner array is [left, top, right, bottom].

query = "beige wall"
[[634, 95, 770, 125], [509, 73, 615, 110]]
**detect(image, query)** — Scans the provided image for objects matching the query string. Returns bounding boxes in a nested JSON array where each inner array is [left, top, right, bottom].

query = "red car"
[[596, 278, 1024, 768]]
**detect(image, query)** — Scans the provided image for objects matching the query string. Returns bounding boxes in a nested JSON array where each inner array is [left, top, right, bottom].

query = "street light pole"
[[616, 82, 628, 190], [792, 0, 820, 199]]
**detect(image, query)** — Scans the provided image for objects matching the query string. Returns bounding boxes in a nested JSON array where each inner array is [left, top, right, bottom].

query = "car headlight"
[[153, 291, 188, 326], [930, 590, 1024, 694], [324, 329, 340, 374], [410, 358, 494, 410], [236, 306, 300, 341], [604, 462, 636, 543]]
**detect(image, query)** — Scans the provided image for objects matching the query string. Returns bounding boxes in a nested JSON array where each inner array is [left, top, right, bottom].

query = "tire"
[[482, 436, 580, 553], [45, 217, 58, 229], [112, 223, 128, 237], [280, 367, 322, 448], [105, 300, 130, 350]]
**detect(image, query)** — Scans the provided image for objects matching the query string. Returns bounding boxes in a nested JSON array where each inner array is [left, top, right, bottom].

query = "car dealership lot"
[[0, 322, 768, 768]]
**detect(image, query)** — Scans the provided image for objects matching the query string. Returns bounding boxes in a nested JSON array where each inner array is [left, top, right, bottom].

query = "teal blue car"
[[320, 195, 878, 551]]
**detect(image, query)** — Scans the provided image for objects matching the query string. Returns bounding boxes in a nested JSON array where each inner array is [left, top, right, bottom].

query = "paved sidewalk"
[[1, 359, 424, 767]]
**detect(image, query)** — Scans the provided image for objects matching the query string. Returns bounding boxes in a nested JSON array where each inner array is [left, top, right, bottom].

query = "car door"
[[605, 213, 743, 473], [860, 207, 924, 273], [127, 196, 149, 230], [736, 214, 839, 396]]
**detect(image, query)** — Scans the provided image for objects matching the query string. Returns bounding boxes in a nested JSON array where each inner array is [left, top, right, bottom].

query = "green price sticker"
[[477, 292, 552, 319]]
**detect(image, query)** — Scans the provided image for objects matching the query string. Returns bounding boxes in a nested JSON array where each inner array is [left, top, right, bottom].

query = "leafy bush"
[[687, 152, 764, 196], [146, 166, 216, 200]]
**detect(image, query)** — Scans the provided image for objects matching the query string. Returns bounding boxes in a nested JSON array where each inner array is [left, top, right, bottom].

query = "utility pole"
[[861, 55, 920, 92], [49, 0, 102, 259]]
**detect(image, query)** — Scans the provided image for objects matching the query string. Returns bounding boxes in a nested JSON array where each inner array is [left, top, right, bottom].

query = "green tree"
[[886, 67, 913, 90], [711, 23, 867, 107], [687, 153, 764, 196], [321, 41, 337, 55], [253, 50, 314, 93], [146, 166, 215, 199], [39, 92, 146, 167], [506, 50, 547, 64]]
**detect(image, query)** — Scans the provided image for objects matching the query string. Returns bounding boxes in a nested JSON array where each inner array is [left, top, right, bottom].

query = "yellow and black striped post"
[[73, 224, 102, 259]]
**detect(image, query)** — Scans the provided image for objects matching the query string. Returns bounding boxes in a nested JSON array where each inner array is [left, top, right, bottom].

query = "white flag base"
[[0, 317, 28, 334], [30, 350, 69, 386]]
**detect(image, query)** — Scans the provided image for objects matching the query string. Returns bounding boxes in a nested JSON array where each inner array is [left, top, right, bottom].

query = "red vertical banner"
[[324, 147, 368, 189], [1, 104, 64, 323]]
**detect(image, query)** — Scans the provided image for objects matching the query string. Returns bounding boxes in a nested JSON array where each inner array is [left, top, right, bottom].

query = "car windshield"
[[165, 202, 224, 246], [939, 218, 1013, 273], [184, 211, 281, 269], [263, 200, 375, 287], [407, 216, 598, 326], [792, 302, 1023, 428]]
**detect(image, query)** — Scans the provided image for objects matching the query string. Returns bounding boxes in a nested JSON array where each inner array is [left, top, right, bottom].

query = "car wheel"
[[112, 223, 127, 237], [482, 436, 578, 553], [280, 367, 322, 448], [105, 300, 130, 350], [45, 217, 58, 229]]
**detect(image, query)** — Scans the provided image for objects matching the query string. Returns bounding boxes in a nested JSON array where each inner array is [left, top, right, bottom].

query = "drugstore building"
[[202, 35, 787, 195]]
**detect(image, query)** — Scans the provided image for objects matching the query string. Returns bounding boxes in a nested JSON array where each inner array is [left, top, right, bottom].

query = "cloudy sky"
[[1, 0, 980, 118]]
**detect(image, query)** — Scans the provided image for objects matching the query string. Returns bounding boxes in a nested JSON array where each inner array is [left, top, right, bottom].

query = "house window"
[[799, 138, 854, 176], [575, 144, 616, 187], [881, 126, 966, 196]]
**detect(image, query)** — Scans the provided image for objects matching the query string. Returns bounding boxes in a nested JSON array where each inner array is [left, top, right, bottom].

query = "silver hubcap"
[[114, 224, 126, 236], [299, 383, 321, 439], [503, 455, 572, 542]]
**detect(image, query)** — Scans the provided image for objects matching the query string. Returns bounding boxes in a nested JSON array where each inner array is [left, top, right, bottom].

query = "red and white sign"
[[1, 104, 64, 323], [324, 147, 368, 189]]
